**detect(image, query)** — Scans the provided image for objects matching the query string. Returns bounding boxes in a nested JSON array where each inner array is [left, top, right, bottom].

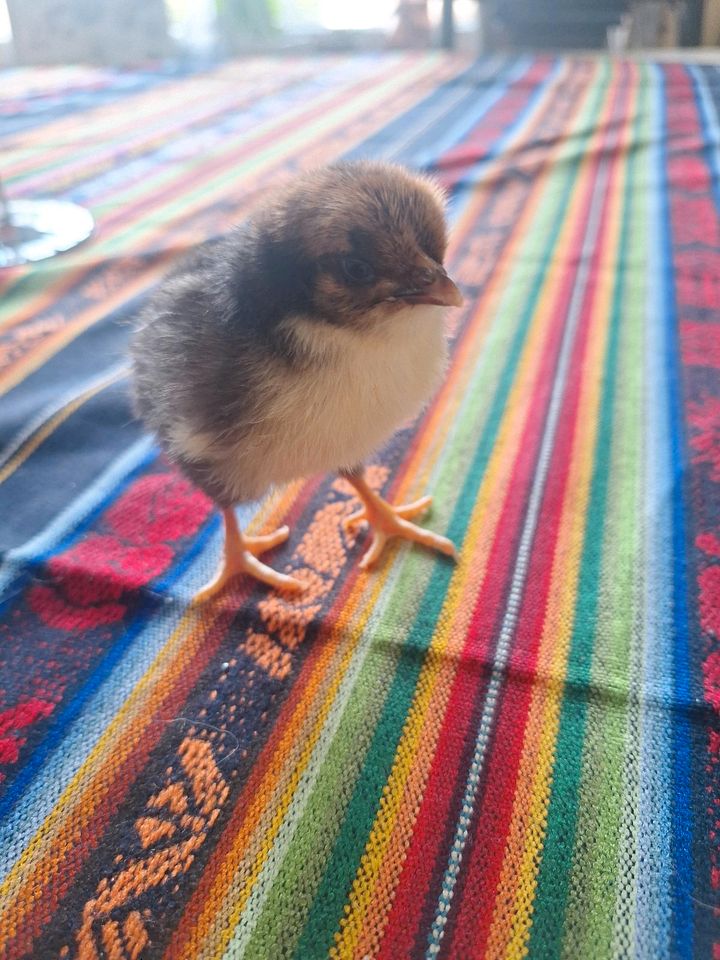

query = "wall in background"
[[6, 0, 171, 65]]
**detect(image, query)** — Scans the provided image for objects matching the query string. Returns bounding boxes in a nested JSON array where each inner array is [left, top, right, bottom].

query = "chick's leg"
[[341, 469, 457, 569], [194, 508, 302, 603]]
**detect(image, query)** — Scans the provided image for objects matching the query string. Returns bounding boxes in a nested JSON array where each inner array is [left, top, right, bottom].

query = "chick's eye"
[[341, 256, 375, 285]]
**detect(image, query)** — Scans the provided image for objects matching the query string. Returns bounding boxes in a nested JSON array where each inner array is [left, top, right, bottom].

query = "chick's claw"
[[242, 525, 291, 554], [357, 508, 457, 569], [343, 494, 433, 532], [342, 474, 457, 568], [194, 554, 302, 604], [192, 512, 302, 604]]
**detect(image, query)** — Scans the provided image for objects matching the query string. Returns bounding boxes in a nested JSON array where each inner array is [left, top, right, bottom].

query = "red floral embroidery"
[[688, 394, 720, 482], [682, 323, 720, 370], [0, 699, 54, 781], [105, 474, 209, 543], [701, 567, 720, 644], [698, 533, 720, 558], [676, 250, 720, 312], [28, 471, 212, 631], [672, 196, 720, 247]]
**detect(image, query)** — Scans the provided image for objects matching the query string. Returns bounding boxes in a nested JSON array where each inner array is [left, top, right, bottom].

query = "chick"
[[131, 161, 463, 600]]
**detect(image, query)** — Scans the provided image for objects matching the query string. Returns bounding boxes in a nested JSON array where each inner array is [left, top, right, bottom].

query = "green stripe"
[[565, 71, 648, 960], [235, 154, 542, 960], [279, 63, 613, 960], [86, 62, 407, 219], [528, 69, 640, 959]]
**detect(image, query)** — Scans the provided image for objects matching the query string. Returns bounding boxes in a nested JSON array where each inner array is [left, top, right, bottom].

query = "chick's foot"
[[193, 509, 302, 603], [342, 472, 457, 569]]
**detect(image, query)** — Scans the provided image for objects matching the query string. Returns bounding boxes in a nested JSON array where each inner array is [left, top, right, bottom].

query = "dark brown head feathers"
[[254, 161, 448, 261], [246, 161, 452, 323]]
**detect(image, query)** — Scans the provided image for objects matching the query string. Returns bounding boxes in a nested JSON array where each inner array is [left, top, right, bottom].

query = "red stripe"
[[161, 64, 558, 958], [10, 57, 542, 953], [394, 59, 554, 476], [9, 64, 320, 189], [2, 55, 428, 335], [6, 602, 240, 960], [376, 198, 584, 960], [95, 66, 419, 237], [163, 483, 381, 958]]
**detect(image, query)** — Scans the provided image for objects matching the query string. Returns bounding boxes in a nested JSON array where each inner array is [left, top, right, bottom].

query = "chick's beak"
[[394, 269, 463, 308]]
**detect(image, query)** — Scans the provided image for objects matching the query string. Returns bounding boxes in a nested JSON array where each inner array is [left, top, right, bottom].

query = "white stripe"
[[632, 64, 681, 960]]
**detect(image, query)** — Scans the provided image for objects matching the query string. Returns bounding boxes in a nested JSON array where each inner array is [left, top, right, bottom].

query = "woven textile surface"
[[1, 53, 720, 959]]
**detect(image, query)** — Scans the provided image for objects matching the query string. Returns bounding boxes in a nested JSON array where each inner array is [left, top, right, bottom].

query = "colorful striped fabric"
[[1, 53, 719, 959]]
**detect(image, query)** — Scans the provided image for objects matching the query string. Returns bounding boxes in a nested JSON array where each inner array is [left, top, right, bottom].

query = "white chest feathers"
[[172, 306, 448, 502], [262, 305, 447, 486]]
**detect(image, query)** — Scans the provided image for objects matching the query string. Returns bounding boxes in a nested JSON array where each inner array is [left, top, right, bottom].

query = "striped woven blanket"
[[1, 53, 719, 959]]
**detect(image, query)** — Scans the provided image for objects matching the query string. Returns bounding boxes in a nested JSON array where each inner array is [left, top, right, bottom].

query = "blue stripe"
[[1, 70, 175, 138], [656, 63, 694, 958], [0, 512, 224, 879], [409, 57, 532, 168]]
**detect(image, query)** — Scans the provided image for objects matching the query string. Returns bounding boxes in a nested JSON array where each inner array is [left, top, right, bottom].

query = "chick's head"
[[253, 161, 462, 328]]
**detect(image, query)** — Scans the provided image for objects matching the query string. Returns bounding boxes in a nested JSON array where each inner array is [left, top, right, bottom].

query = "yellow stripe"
[[0, 57, 457, 940], [203, 577, 392, 959], [4, 59, 316, 180], [185, 59, 605, 959], [1, 54, 444, 335], [160, 63, 541, 950]]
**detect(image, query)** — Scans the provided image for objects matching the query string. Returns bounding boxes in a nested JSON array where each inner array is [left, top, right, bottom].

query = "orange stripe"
[[3, 55, 497, 958], [0, 58, 466, 936], [484, 67, 638, 960], [0, 62, 453, 400], [338, 67, 614, 960]]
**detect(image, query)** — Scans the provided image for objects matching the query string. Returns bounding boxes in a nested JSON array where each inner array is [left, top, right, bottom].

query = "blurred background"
[[0, 0, 717, 69]]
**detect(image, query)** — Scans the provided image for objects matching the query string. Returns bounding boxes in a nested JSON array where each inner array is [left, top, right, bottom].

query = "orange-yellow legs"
[[341, 469, 457, 568], [194, 507, 303, 603], [194, 472, 457, 603]]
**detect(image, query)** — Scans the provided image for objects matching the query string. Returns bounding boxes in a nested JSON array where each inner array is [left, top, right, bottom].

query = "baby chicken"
[[131, 161, 463, 600]]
